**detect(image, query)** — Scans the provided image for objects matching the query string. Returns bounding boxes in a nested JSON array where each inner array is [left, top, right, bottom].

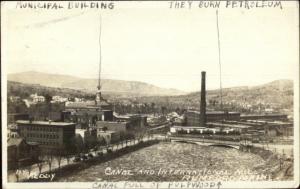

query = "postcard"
[[1, 1, 299, 189]]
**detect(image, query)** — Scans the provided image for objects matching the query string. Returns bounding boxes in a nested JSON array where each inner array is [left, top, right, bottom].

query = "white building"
[[30, 93, 45, 103], [52, 95, 68, 103]]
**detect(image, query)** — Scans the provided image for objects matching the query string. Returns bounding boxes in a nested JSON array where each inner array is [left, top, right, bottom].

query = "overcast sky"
[[2, 1, 299, 92]]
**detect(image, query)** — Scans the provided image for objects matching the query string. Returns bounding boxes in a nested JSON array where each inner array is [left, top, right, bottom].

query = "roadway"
[[8, 136, 160, 182]]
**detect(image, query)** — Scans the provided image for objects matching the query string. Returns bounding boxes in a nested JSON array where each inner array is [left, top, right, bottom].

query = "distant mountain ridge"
[[7, 71, 293, 113], [182, 79, 293, 110], [133, 79, 293, 114], [186, 79, 293, 97], [7, 71, 185, 96]]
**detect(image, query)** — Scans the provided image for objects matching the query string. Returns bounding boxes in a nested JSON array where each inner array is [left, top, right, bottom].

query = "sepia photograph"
[[1, 1, 299, 189]]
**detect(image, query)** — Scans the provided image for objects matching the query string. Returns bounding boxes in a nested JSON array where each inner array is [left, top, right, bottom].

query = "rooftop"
[[66, 100, 109, 108], [8, 138, 24, 147], [207, 122, 251, 129], [96, 121, 128, 126], [186, 110, 240, 115], [240, 114, 287, 117], [172, 126, 207, 129], [8, 113, 29, 116], [98, 130, 118, 134], [16, 120, 76, 127], [114, 114, 147, 119]]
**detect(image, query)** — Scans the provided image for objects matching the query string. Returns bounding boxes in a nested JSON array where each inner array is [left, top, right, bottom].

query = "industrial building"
[[184, 111, 241, 126], [8, 113, 29, 124], [7, 138, 40, 170], [114, 114, 147, 129], [240, 114, 288, 121], [171, 71, 293, 140], [96, 121, 128, 132], [96, 130, 120, 144], [16, 120, 75, 150], [62, 107, 114, 129], [184, 71, 240, 126]]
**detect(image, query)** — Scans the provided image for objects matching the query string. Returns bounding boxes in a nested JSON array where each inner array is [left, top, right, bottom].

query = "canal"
[[56, 142, 282, 182]]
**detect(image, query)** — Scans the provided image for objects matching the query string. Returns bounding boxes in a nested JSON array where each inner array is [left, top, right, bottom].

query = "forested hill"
[[8, 71, 185, 96], [7, 81, 94, 99], [7, 78, 293, 114], [134, 80, 293, 112]]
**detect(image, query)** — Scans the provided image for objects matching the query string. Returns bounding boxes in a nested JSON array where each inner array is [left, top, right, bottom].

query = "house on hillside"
[[30, 93, 45, 103]]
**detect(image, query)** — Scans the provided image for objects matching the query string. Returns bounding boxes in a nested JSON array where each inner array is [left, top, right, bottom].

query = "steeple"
[[96, 14, 102, 106]]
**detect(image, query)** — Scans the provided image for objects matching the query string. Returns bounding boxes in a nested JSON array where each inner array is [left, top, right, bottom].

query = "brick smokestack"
[[200, 71, 206, 126]]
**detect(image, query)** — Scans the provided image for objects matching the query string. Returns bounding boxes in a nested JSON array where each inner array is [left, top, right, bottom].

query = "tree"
[[71, 135, 84, 155], [161, 106, 167, 115], [63, 150, 73, 165], [44, 94, 52, 104], [97, 137, 107, 147], [151, 103, 156, 114], [37, 155, 45, 174], [55, 149, 64, 169], [45, 151, 54, 172], [44, 94, 52, 121], [85, 135, 98, 149]]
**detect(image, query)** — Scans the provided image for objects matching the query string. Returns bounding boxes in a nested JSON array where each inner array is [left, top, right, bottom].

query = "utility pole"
[[216, 10, 223, 111]]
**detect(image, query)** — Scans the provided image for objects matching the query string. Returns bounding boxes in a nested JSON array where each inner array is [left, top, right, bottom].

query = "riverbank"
[[250, 146, 293, 180]]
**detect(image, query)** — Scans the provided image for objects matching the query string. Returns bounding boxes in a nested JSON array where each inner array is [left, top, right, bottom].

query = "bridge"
[[170, 136, 242, 149]]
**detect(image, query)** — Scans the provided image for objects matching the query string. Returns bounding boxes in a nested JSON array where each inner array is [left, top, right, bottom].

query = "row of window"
[[42, 141, 59, 146], [25, 126, 59, 132], [27, 133, 59, 139], [33, 140, 59, 146]]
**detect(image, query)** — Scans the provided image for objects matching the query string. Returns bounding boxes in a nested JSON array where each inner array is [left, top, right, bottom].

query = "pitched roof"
[[16, 120, 76, 127], [66, 100, 109, 108], [8, 138, 24, 147]]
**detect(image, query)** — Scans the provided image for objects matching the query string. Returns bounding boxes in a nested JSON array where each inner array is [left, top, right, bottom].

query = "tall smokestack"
[[200, 71, 206, 126]]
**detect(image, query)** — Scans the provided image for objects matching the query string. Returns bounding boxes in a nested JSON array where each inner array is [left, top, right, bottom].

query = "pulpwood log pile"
[[56, 143, 278, 182]]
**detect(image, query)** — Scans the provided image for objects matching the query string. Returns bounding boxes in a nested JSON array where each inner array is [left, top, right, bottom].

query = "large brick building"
[[114, 114, 147, 129], [184, 110, 240, 126], [63, 101, 113, 129], [16, 120, 75, 150]]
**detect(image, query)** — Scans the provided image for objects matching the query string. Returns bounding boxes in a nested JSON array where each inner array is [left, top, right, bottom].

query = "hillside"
[[7, 78, 293, 115], [8, 71, 185, 96], [7, 81, 93, 99], [135, 80, 293, 113]]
